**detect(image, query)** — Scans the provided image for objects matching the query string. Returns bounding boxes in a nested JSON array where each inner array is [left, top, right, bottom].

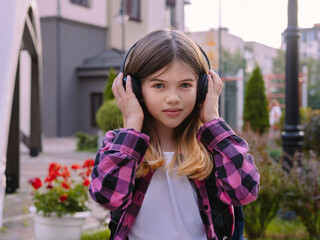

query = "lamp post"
[[120, 0, 126, 53], [217, 0, 225, 118], [282, 0, 304, 168]]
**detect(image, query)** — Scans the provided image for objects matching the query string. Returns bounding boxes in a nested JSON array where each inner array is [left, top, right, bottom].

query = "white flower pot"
[[30, 206, 90, 240]]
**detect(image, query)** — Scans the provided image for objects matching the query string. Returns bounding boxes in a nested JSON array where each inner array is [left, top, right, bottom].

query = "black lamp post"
[[282, 0, 304, 168]]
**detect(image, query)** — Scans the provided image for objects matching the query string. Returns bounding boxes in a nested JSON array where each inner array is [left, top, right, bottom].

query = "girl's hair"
[[124, 28, 213, 180]]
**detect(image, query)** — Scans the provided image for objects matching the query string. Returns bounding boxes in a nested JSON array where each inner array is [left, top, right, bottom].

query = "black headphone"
[[121, 41, 211, 103]]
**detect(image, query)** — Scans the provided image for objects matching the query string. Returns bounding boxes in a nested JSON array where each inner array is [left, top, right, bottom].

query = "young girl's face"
[[141, 60, 198, 132]]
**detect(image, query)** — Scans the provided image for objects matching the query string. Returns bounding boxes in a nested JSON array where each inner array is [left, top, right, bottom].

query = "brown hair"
[[124, 28, 213, 180]]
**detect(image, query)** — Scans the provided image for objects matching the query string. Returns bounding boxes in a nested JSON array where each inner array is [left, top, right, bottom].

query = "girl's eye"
[[180, 83, 191, 88], [153, 83, 164, 89]]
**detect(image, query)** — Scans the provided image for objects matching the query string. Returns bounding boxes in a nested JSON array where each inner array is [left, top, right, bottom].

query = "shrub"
[[284, 151, 320, 239], [240, 130, 288, 239], [95, 68, 123, 132], [104, 68, 117, 101], [96, 99, 123, 132], [243, 65, 270, 134], [303, 109, 320, 155], [279, 107, 312, 131], [75, 131, 98, 152]]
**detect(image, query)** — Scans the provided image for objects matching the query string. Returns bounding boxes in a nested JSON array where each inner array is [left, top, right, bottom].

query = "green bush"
[[243, 65, 270, 134], [284, 151, 320, 239], [279, 107, 312, 131], [104, 68, 117, 101], [303, 109, 320, 156], [240, 130, 288, 239], [74, 131, 98, 152], [96, 99, 123, 132], [265, 216, 307, 239]]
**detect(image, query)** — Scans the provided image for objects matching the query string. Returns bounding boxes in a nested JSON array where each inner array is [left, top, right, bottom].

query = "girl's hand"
[[200, 69, 223, 123], [112, 73, 144, 131]]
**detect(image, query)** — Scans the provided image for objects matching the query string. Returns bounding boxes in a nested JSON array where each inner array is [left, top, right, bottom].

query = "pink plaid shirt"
[[89, 118, 260, 240]]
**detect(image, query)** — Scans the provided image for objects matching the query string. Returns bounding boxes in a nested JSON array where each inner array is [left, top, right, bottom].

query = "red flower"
[[83, 159, 94, 168], [29, 178, 42, 190], [44, 173, 57, 183], [47, 184, 53, 189], [86, 168, 92, 177], [82, 178, 90, 186], [61, 181, 70, 189], [71, 164, 81, 170], [59, 195, 68, 202], [61, 166, 70, 179], [48, 162, 61, 173]]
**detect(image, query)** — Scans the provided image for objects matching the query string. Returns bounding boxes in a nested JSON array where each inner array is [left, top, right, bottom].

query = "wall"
[[78, 78, 106, 135], [41, 18, 106, 137], [38, 0, 107, 28]]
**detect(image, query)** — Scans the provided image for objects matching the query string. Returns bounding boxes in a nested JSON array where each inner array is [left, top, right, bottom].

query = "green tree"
[[273, 49, 320, 110], [243, 65, 270, 133], [301, 57, 320, 109], [104, 68, 117, 100], [272, 49, 286, 74], [96, 68, 123, 131], [96, 99, 123, 132], [221, 47, 245, 76]]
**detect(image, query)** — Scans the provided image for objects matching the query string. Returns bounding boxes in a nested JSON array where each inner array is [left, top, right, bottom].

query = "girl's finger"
[[207, 72, 214, 94], [114, 73, 126, 97], [125, 75, 134, 94], [111, 73, 122, 98]]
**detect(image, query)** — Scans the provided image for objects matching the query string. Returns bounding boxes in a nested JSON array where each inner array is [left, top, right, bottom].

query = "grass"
[[81, 228, 110, 240], [245, 216, 309, 239], [80, 217, 310, 240]]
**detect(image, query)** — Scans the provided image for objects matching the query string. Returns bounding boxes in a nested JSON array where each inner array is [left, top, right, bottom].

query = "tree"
[[301, 57, 320, 109], [243, 65, 270, 133], [104, 68, 117, 100], [96, 68, 123, 131], [222, 47, 245, 76], [272, 49, 286, 74]]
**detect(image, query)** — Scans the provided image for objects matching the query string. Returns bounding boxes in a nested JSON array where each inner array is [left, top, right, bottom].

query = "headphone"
[[121, 40, 211, 103]]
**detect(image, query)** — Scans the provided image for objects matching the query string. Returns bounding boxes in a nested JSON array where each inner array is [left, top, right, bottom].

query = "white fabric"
[[269, 105, 282, 126], [128, 152, 207, 240]]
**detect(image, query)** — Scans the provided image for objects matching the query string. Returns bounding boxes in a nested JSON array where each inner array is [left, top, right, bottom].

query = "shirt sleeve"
[[89, 128, 149, 212], [197, 118, 260, 206]]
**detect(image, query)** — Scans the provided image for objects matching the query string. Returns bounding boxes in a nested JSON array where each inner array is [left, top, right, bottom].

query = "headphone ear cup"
[[197, 73, 208, 103], [123, 76, 143, 100]]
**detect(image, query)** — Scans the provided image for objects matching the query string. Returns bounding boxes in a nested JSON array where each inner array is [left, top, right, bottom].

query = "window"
[[126, 0, 141, 21], [70, 0, 92, 8], [90, 93, 103, 127], [165, 3, 176, 28]]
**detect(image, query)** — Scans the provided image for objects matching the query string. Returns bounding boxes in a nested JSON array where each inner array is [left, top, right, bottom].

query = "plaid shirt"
[[89, 118, 260, 240]]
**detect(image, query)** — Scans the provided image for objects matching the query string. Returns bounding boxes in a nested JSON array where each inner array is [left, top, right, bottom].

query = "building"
[[299, 23, 320, 60], [189, 28, 277, 130], [38, 0, 187, 137]]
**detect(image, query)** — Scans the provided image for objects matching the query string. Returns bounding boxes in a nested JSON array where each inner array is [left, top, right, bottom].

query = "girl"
[[89, 29, 260, 240]]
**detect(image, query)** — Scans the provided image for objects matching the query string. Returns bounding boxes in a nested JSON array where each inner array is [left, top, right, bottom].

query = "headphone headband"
[[121, 40, 211, 74]]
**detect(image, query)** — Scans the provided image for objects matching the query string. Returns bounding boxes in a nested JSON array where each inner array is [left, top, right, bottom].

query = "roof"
[[76, 49, 123, 78]]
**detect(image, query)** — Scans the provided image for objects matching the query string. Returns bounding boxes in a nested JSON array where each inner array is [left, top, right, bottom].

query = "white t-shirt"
[[128, 152, 207, 240], [269, 105, 282, 126]]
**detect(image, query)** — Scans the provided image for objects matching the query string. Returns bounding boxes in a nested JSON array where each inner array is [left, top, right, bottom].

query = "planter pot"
[[29, 206, 90, 240]]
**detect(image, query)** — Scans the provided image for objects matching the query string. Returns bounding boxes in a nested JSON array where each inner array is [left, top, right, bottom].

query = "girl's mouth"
[[163, 108, 182, 116]]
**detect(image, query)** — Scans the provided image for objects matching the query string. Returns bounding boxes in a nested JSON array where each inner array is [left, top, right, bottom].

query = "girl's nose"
[[165, 91, 180, 104]]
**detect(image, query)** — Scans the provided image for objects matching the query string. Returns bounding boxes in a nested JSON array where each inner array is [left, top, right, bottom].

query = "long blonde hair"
[[123, 29, 213, 180]]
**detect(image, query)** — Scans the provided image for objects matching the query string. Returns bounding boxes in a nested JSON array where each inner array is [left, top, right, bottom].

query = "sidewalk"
[[0, 137, 109, 240]]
